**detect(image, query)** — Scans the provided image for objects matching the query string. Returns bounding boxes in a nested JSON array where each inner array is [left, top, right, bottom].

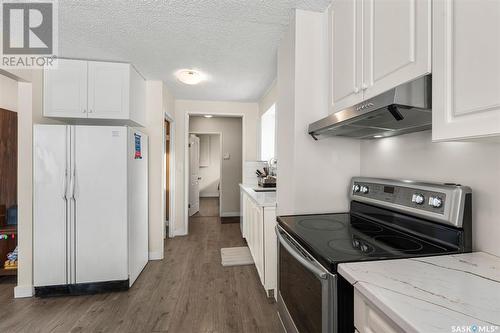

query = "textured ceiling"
[[58, 0, 331, 102]]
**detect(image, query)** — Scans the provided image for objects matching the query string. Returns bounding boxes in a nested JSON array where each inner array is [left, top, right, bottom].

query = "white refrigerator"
[[33, 125, 148, 293]]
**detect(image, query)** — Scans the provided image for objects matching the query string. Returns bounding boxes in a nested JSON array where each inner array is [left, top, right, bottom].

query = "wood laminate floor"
[[0, 214, 282, 332], [193, 197, 220, 217]]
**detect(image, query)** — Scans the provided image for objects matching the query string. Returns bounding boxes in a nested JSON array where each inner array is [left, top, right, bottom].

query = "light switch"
[[223, 152, 230, 160]]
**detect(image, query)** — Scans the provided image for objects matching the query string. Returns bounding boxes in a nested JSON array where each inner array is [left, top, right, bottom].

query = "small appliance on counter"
[[276, 177, 472, 333], [256, 158, 277, 188]]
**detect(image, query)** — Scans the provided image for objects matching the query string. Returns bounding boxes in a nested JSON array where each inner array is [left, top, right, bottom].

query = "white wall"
[[360, 130, 500, 256], [173, 99, 259, 235], [195, 134, 221, 197], [276, 10, 361, 216], [259, 81, 277, 117], [258, 81, 277, 158], [190, 117, 242, 216], [0, 74, 18, 111], [144, 81, 176, 259]]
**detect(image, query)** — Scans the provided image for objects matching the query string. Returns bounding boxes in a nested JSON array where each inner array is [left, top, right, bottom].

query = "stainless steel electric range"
[[276, 177, 472, 333]]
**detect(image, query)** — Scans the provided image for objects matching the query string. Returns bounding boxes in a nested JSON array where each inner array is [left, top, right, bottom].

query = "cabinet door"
[[329, 0, 363, 112], [433, 0, 500, 141], [44, 59, 88, 118], [87, 61, 130, 119], [254, 204, 264, 284], [263, 207, 277, 298], [362, 0, 431, 99]]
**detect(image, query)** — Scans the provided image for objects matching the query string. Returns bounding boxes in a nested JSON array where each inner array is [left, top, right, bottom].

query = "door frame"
[[188, 131, 223, 217], [184, 112, 245, 235], [164, 111, 175, 239]]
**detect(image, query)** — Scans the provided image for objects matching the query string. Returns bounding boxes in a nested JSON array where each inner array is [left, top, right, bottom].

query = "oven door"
[[276, 226, 336, 333]]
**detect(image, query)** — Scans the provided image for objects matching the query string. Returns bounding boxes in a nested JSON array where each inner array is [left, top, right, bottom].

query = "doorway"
[[164, 114, 175, 239], [165, 119, 171, 237], [185, 114, 243, 234], [0, 107, 18, 280]]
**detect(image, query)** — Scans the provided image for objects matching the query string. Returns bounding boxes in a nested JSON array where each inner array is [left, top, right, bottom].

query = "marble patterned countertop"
[[239, 184, 276, 207], [339, 252, 500, 332]]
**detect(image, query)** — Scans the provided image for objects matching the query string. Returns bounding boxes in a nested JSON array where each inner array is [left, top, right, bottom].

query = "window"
[[260, 104, 276, 161]]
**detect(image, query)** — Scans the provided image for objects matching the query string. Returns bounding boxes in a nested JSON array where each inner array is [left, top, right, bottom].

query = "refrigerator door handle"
[[72, 169, 78, 200], [69, 169, 75, 200], [62, 170, 68, 200]]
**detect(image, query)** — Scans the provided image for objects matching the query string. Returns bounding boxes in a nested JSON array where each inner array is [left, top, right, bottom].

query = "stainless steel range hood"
[[308, 75, 432, 140]]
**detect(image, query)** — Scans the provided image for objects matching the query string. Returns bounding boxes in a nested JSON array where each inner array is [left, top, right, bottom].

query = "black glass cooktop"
[[277, 212, 459, 272]]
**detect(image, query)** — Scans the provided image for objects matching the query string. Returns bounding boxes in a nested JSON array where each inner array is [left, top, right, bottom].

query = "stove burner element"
[[328, 238, 374, 255], [298, 218, 345, 231], [373, 235, 424, 252]]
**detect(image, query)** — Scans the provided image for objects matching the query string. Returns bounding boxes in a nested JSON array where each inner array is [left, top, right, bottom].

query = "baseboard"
[[14, 285, 34, 298], [200, 193, 220, 198], [220, 211, 241, 217], [148, 251, 164, 260]]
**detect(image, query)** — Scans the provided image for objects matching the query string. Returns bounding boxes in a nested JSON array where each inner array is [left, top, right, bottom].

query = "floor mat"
[[220, 247, 254, 267]]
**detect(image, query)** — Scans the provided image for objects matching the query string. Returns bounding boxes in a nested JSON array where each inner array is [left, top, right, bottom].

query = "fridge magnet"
[[134, 133, 142, 159]]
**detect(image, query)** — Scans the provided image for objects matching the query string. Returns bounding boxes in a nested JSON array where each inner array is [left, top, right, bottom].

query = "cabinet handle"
[[82, 109, 86, 113], [89, 109, 93, 113], [353, 87, 360, 93], [362, 82, 369, 90]]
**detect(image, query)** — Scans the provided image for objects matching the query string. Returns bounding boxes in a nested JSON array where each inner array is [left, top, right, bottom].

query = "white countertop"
[[239, 184, 276, 207], [339, 252, 500, 332]]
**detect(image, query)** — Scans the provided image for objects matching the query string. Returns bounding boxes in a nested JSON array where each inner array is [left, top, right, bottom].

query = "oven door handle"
[[276, 227, 328, 280]]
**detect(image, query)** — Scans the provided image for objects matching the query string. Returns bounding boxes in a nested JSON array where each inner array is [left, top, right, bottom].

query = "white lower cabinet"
[[240, 190, 277, 298], [354, 289, 402, 333]]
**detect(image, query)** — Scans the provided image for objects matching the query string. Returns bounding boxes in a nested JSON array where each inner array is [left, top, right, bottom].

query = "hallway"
[[0, 212, 281, 332], [193, 197, 220, 217]]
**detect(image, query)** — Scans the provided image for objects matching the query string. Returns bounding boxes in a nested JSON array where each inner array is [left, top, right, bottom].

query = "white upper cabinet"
[[329, 0, 431, 113], [44, 59, 146, 126], [362, 0, 431, 100], [44, 59, 88, 118], [432, 0, 500, 141], [87, 61, 129, 120], [329, 0, 363, 112]]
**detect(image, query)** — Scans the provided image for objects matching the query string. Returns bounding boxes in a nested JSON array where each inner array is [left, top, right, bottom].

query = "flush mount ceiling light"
[[204, 115, 213, 118], [175, 69, 205, 85]]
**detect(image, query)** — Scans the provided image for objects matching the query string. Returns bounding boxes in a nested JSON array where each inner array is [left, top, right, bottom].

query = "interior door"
[[362, 0, 431, 99], [74, 126, 128, 283], [43, 59, 88, 118], [33, 125, 70, 286], [188, 134, 200, 216], [329, 0, 363, 113], [87, 61, 129, 119]]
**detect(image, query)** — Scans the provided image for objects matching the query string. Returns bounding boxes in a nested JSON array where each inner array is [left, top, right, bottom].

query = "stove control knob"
[[412, 193, 425, 205], [428, 196, 443, 208], [360, 186, 369, 194], [353, 184, 360, 193]]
